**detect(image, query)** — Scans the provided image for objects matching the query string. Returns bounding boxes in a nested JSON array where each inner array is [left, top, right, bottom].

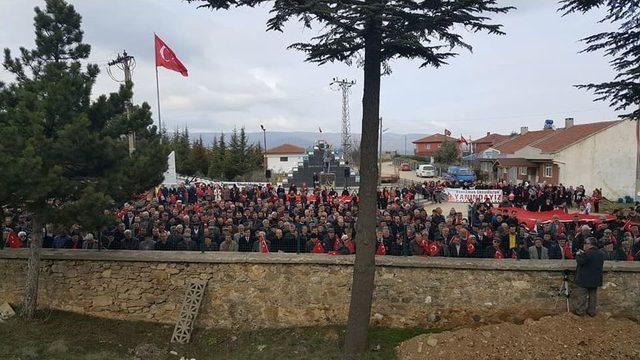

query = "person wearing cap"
[[574, 237, 605, 317]]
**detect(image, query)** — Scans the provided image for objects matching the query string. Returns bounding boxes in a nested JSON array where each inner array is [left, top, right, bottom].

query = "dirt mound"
[[397, 313, 640, 360]]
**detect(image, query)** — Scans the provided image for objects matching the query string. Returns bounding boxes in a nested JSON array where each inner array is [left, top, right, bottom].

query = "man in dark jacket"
[[573, 237, 605, 317]]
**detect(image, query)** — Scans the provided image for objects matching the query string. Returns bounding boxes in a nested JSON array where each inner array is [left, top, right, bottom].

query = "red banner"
[[500, 207, 614, 229]]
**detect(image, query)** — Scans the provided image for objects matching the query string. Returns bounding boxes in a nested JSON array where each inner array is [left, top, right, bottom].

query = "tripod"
[[556, 270, 571, 313]]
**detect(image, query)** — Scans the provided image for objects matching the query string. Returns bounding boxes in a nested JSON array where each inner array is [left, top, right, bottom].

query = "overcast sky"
[[0, 0, 619, 139]]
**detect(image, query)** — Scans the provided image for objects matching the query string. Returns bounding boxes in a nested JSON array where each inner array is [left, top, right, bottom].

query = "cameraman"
[[573, 237, 604, 317]]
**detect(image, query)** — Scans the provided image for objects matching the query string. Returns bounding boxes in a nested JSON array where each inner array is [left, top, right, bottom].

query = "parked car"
[[416, 164, 436, 178], [444, 166, 476, 183], [400, 163, 411, 171]]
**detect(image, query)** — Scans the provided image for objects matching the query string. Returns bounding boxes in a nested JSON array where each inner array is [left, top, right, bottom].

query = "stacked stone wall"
[[1, 250, 638, 329]]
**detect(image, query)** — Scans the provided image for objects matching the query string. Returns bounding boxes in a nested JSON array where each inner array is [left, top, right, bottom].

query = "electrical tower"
[[330, 78, 356, 164], [107, 50, 136, 155]]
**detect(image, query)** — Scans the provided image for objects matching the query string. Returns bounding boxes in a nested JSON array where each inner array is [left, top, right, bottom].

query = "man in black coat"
[[573, 237, 605, 317]]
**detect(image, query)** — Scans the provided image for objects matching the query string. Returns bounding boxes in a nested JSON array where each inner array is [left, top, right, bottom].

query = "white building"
[[480, 118, 637, 200], [265, 144, 306, 174]]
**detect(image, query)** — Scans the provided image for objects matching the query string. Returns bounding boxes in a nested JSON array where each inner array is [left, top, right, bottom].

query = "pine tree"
[[434, 140, 460, 165], [227, 127, 242, 180], [208, 132, 228, 180], [560, 0, 639, 120], [238, 127, 250, 174], [189, 0, 511, 353], [190, 136, 211, 176], [170, 126, 196, 176], [0, 0, 167, 318]]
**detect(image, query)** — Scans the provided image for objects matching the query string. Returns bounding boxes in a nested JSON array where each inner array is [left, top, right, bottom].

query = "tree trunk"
[[22, 215, 43, 319], [343, 15, 382, 357]]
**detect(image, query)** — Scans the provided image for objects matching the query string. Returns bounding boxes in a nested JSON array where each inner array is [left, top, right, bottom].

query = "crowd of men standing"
[[1, 181, 639, 262]]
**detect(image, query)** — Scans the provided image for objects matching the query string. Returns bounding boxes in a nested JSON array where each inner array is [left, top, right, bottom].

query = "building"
[[412, 133, 462, 161], [264, 144, 306, 174], [471, 132, 510, 154], [478, 118, 636, 199]]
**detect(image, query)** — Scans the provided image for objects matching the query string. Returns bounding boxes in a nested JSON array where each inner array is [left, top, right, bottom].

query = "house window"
[[544, 164, 553, 178], [280, 156, 288, 162], [425, 144, 431, 150], [520, 167, 527, 176]]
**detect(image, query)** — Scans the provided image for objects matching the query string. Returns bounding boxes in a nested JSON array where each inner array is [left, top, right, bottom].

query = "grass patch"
[[0, 308, 439, 359]]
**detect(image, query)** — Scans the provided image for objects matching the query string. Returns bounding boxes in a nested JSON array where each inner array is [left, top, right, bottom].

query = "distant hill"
[[192, 131, 429, 154]]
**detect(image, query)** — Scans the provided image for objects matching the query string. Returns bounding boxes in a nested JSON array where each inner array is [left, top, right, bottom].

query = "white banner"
[[444, 188, 503, 203]]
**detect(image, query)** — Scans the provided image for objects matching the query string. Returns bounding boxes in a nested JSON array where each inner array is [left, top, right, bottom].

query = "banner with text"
[[444, 188, 503, 203]]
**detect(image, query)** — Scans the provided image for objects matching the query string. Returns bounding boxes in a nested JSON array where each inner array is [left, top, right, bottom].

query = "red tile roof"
[[412, 134, 460, 144], [532, 120, 622, 153], [493, 130, 555, 154], [472, 133, 510, 144], [265, 143, 306, 155]]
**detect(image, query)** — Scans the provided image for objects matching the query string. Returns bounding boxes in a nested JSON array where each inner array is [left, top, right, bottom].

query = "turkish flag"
[[258, 235, 270, 254], [155, 34, 188, 76], [428, 242, 440, 257]]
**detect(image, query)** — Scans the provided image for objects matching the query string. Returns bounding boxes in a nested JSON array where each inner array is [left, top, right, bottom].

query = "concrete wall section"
[[555, 120, 636, 199], [1, 250, 639, 330]]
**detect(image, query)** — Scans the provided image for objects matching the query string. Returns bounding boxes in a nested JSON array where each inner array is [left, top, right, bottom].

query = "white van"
[[416, 164, 436, 178]]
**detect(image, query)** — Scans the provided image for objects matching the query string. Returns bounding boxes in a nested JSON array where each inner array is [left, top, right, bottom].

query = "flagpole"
[[155, 64, 163, 144]]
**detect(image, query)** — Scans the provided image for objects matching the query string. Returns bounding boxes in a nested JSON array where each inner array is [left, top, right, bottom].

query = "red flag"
[[428, 242, 441, 257], [444, 129, 452, 136], [6, 232, 22, 248], [259, 235, 269, 254], [494, 248, 504, 259], [155, 34, 188, 76], [466, 242, 475, 256], [376, 241, 386, 256], [312, 240, 325, 254], [563, 243, 574, 260]]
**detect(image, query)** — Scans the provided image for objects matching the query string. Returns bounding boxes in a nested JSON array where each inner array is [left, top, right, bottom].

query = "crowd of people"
[[2, 180, 639, 262], [418, 180, 603, 213]]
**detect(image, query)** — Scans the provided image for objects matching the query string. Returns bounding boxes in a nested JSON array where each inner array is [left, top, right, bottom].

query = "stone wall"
[[1, 250, 639, 330]]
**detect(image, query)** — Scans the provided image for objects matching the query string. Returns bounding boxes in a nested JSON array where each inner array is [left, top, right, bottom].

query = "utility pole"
[[107, 50, 136, 155], [330, 78, 356, 164]]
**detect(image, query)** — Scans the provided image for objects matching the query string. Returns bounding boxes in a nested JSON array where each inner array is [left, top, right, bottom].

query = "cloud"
[[0, 0, 621, 138]]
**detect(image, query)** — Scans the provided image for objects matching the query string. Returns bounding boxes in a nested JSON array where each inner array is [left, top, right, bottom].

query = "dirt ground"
[[397, 313, 640, 360]]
